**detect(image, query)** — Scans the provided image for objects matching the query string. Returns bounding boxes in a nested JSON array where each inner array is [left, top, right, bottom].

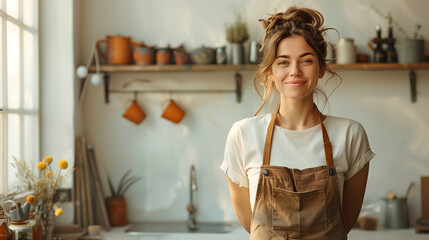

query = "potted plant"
[[105, 169, 141, 226], [226, 14, 249, 64], [10, 156, 73, 239]]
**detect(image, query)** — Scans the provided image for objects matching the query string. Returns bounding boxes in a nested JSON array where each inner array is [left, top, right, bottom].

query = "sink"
[[126, 221, 236, 234]]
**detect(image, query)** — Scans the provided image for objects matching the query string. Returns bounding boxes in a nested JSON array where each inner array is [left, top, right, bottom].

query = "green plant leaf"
[[118, 177, 141, 196], [117, 169, 132, 195], [107, 173, 117, 197]]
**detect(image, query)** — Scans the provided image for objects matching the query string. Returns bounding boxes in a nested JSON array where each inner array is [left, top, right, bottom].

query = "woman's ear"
[[319, 68, 325, 78]]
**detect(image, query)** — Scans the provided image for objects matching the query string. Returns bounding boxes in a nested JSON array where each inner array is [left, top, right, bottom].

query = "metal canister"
[[384, 198, 409, 229], [216, 46, 227, 64], [249, 41, 260, 64]]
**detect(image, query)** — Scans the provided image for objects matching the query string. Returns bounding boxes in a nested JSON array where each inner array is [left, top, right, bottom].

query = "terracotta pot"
[[96, 35, 133, 64], [0, 218, 11, 240], [132, 41, 155, 65], [173, 46, 189, 65], [156, 48, 172, 65], [106, 197, 127, 226]]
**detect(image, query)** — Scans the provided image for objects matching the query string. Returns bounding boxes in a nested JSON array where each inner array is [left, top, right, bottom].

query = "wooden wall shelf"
[[83, 62, 429, 103], [89, 64, 258, 72], [330, 62, 429, 70], [89, 62, 429, 72]]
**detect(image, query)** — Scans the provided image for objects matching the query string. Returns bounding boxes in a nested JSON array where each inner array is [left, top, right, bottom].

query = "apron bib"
[[249, 106, 347, 240]]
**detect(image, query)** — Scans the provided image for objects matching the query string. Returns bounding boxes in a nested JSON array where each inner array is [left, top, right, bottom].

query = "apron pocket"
[[272, 187, 328, 233]]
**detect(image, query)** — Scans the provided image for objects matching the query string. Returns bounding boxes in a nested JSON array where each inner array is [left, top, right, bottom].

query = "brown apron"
[[249, 107, 347, 240]]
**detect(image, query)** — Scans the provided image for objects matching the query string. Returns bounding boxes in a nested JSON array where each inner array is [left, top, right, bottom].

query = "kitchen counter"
[[94, 224, 428, 240]]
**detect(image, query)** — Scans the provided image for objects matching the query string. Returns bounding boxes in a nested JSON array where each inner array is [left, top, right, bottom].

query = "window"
[[0, 0, 39, 194]]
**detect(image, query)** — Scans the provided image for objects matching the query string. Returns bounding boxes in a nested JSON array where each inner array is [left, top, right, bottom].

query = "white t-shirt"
[[220, 114, 375, 211]]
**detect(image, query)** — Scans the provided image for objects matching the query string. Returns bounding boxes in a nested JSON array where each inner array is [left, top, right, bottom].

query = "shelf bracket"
[[104, 74, 110, 103], [235, 71, 242, 103], [410, 69, 416, 103], [78, 77, 86, 101]]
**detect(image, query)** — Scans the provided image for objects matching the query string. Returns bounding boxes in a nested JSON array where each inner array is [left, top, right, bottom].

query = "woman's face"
[[271, 35, 324, 101]]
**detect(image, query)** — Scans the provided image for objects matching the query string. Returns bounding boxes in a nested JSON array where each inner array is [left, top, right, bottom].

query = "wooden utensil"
[[401, 182, 414, 199]]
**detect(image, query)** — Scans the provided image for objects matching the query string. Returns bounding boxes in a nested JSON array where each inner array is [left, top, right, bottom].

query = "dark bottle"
[[374, 25, 387, 63], [386, 27, 398, 63]]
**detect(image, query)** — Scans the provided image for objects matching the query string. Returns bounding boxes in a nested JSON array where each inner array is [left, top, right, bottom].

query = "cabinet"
[[84, 63, 429, 103]]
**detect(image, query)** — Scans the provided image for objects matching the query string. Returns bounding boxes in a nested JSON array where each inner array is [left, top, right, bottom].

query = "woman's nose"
[[289, 63, 302, 76]]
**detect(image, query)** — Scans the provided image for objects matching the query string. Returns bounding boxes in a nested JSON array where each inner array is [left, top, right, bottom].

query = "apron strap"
[[320, 113, 334, 166], [262, 104, 280, 166], [262, 104, 334, 166]]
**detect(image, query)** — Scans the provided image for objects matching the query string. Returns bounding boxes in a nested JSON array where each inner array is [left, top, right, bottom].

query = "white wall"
[[40, 0, 75, 224], [40, 0, 74, 185], [76, 0, 429, 225]]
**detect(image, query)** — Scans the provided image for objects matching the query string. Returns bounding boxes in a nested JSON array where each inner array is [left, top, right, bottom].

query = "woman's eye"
[[278, 61, 288, 65], [302, 59, 313, 64]]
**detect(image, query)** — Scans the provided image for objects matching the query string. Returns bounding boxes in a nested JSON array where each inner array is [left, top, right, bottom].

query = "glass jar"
[[335, 38, 356, 64], [9, 220, 33, 240]]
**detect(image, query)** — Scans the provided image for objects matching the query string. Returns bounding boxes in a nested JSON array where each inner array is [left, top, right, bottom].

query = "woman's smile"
[[285, 80, 308, 87]]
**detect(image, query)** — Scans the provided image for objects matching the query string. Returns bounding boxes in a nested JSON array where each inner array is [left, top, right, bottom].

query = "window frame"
[[0, 0, 39, 194]]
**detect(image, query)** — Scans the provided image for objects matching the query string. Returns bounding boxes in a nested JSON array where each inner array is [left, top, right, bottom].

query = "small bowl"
[[190, 46, 215, 64]]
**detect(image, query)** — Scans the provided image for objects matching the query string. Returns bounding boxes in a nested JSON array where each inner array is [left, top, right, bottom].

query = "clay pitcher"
[[96, 35, 133, 64]]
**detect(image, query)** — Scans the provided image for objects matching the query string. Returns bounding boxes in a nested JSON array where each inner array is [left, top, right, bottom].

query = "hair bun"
[[259, 7, 324, 37]]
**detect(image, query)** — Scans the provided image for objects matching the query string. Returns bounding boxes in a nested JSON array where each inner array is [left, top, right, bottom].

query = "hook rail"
[[102, 72, 242, 103]]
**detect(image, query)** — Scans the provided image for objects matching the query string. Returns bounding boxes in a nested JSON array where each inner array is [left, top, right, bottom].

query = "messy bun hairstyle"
[[254, 6, 340, 115]]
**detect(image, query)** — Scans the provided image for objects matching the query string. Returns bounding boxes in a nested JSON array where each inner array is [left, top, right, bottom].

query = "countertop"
[[92, 224, 428, 240]]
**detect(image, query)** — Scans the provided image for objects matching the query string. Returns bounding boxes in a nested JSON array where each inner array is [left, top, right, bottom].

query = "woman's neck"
[[276, 97, 321, 130]]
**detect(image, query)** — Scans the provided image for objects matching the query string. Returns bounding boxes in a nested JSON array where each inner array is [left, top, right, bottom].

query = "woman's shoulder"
[[325, 115, 367, 134], [231, 114, 271, 130]]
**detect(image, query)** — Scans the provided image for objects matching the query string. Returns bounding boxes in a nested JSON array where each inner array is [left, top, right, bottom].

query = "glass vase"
[[41, 209, 54, 240]]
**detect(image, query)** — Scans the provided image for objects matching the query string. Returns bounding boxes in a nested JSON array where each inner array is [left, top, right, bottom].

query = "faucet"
[[187, 165, 198, 230]]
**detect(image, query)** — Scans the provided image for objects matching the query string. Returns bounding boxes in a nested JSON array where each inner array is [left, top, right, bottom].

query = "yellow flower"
[[43, 156, 53, 165], [55, 208, 63, 216], [58, 160, 68, 170], [26, 195, 35, 205], [37, 161, 46, 170], [45, 171, 54, 177]]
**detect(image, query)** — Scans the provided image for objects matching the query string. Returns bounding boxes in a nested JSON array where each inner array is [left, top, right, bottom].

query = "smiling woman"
[[220, 6, 375, 239]]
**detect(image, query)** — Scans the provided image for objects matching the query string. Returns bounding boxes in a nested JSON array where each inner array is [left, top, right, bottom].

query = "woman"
[[220, 6, 375, 239]]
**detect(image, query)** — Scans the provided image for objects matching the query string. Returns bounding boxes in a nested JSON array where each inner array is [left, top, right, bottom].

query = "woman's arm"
[[227, 176, 252, 233], [342, 162, 369, 233]]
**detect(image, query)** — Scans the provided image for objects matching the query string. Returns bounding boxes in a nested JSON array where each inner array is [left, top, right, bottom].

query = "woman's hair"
[[254, 6, 340, 115]]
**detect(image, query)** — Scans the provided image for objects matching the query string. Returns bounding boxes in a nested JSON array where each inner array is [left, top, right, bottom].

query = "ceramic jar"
[[335, 38, 356, 64], [156, 48, 172, 65], [133, 44, 155, 65], [173, 46, 190, 65]]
